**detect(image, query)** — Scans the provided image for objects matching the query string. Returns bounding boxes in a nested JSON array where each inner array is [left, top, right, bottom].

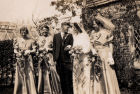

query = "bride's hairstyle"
[[74, 23, 82, 33]]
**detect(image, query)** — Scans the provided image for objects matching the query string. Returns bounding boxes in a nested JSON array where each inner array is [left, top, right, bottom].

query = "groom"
[[53, 22, 74, 94]]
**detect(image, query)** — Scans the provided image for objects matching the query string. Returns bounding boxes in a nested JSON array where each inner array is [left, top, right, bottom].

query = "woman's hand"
[[95, 13, 102, 20], [89, 57, 95, 63], [108, 58, 114, 65], [47, 48, 52, 51], [91, 47, 97, 55], [16, 52, 22, 57], [24, 50, 30, 55], [39, 47, 46, 51], [64, 45, 72, 51]]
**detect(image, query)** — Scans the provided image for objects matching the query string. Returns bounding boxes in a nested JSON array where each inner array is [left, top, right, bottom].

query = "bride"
[[70, 23, 96, 94]]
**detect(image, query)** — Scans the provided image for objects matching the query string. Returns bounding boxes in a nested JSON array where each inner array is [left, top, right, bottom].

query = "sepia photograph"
[[0, 0, 140, 94]]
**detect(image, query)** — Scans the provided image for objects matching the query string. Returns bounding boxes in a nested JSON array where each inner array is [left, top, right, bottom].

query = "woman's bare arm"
[[95, 14, 115, 31]]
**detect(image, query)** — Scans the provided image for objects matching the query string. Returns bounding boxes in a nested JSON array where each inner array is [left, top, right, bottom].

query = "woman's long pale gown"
[[13, 38, 37, 94], [37, 36, 62, 94], [91, 29, 120, 94]]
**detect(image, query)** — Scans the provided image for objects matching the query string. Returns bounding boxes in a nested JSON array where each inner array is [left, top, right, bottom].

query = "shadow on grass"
[[0, 85, 14, 94]]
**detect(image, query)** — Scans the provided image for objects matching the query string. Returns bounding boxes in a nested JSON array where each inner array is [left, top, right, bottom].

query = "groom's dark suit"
[[53, 32, 73, 94]]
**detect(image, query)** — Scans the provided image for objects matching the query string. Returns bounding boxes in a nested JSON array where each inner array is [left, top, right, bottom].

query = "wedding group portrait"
[[0, 0, 140, 94]]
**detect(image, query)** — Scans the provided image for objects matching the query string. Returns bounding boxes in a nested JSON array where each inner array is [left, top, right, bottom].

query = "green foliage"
[[82, 1, 140, 87], [0, 40, 14, 86], [51, 0, 83, 14]]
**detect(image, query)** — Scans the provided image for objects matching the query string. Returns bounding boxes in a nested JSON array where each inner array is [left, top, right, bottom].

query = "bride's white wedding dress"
[[73, 32, 93, 94]]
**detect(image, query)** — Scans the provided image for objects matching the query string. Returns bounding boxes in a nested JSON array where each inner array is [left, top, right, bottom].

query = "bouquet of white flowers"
[[69, 46, 83, 60]]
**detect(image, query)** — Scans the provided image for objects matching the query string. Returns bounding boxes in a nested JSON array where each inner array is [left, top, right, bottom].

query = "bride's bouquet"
[[69, 46, 83, 60]]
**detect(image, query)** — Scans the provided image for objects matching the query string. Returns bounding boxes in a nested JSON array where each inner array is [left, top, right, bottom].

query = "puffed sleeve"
[[13, 38, 19, 54]]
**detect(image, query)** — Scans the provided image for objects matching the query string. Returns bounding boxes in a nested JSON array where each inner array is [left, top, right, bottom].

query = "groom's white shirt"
[[61, 32, 64, 39], [61, 32, 69, 39]]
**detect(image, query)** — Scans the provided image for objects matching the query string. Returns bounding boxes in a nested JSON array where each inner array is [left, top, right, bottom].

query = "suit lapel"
[[58, 33, 62, 43], [57, 33, 70, 46]]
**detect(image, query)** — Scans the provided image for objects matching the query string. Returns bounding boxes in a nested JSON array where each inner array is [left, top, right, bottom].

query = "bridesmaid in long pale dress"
[[13, 26, 37, 94], [90, 14, 120, 94], [37, 25, 62, 94], [71, 23, 94, 94]]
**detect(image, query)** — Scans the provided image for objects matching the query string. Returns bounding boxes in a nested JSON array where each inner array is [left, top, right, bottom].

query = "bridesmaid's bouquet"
[[36, 45, 51, 71], [36, 40, 53, 58], [37, 49, 48, 57], [88, 51, 103, 81], [15, 49, 29, 74], [16, 49, 29, 59], [88, 51, 96, 63], [94, 56, 103, 81]]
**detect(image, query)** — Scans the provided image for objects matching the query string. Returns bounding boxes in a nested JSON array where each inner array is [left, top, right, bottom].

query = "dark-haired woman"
[[13, 26, 37, 94], [37, 26, 62, 94], [90, 14, 120, 94]]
